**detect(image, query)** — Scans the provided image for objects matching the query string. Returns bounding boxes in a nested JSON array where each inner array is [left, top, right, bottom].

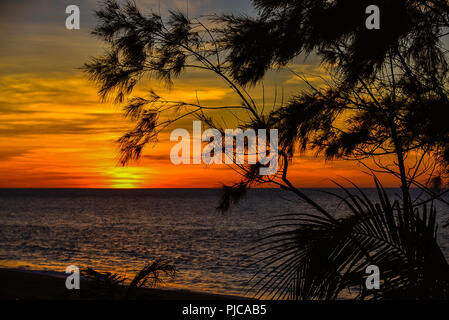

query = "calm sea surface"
[[0, 188, 448, 297]]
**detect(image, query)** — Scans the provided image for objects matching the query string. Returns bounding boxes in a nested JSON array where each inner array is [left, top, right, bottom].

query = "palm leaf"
[[252, 179, 449, 300]]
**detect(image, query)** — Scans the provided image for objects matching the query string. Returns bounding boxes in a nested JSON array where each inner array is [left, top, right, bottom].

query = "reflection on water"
[[0, 188, 448, 297]]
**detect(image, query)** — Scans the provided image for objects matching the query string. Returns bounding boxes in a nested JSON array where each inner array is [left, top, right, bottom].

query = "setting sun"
[[105, 167, 151, 189]]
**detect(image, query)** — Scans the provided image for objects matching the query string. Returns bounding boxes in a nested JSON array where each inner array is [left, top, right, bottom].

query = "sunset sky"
[[0, 0, 394, 188]]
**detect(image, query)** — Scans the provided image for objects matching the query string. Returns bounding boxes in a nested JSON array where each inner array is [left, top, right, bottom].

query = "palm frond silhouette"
[[81, 260, 177, 299], [252, 179, 449, 300]]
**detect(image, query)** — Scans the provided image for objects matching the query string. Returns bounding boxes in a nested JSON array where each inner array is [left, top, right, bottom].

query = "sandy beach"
[[0, 268, 246, 300]]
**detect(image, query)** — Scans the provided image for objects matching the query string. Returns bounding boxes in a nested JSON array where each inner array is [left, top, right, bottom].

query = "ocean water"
[[0, 188, 448, 297]]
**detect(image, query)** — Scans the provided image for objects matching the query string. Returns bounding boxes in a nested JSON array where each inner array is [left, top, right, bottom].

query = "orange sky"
[[0, 0, 400, 189]]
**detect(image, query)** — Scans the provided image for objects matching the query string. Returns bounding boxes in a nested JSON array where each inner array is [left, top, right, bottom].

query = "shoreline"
[[0, 268, 249, 300]]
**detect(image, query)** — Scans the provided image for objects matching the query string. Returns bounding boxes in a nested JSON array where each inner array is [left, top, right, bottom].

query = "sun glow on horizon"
[[105, 167, 152, 189]]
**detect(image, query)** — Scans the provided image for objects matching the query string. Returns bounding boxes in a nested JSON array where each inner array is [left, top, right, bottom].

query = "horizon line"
[[0, 186, 409, 190]]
